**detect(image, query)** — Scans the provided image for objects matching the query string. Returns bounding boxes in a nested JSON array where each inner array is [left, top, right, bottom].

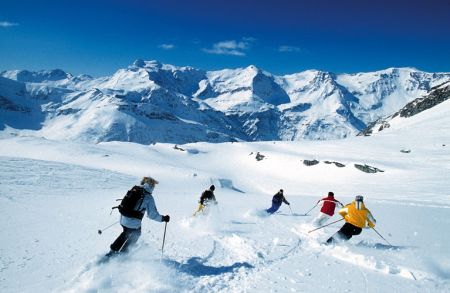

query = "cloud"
[[242, 37, 257, 42], [203, 38, 256, 56], [278, 45, 301, 53], [0, 21, 19, 28], [158, 43, 175, 50]]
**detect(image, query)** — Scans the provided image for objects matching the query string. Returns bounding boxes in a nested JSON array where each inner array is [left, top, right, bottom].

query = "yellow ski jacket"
[[338, 201, 376, 228]]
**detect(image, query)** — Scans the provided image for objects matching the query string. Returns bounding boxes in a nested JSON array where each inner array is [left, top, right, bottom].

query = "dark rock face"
[[354, 164, 384, 173], [57, 108, 81, 115], [358, 82, 450, 136], [357, 119, 378, 136], [255, 152, 265, 161], [303, 159, 319, 166], [0, 95, 30, 113], [173, 145, 185, 151], [333, 162, 345, 167], [398, 82, 450, 118], [252, 71, 291, 105], [359, 119, 391, 136], [324, 161, 346, 167]]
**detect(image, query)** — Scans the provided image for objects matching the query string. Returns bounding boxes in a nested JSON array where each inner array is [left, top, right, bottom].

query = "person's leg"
[[266, 202, 281, 214], [119, 227, 142, 252], [337, 223, 361, 241], [203, 203, 211, 215], [110, 225, 128, 252], [338, 223, 355, 240], [193, 204, 204, 216], [110, 226, 142, 253], [312, 213, 323, 226], [326, 223, 353, 244], [312, 213, 320, 226], [315, 213, 330, 226], [350, 226, 362, 237]]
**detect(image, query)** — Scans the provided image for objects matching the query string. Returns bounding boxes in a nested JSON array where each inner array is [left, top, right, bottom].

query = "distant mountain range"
[[1, 60, 449, 144]]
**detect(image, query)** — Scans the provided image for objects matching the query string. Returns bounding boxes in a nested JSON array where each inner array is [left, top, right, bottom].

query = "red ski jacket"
[[318, 196, 342, 216]]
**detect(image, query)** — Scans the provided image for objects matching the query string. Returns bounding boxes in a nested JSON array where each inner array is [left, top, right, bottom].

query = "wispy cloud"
[[0, 21, 19, 28], [278, 45, 301, 53], [158, 43, 175, 50], [203, 37, 256, 56]]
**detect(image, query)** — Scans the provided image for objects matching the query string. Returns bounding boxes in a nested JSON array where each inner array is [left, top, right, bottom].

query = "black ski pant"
[[110, 225, 141, 253], [326, 222, 362, 244]]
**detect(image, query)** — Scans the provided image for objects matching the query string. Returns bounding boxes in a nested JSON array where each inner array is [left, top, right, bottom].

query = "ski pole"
[[98, 221, 119, 235], [308, 218, 344, 233], [371, 227, 393, 247], [303, 203, 318, 216], [289, 205, 293, 215], [161, 222, 168, 255]]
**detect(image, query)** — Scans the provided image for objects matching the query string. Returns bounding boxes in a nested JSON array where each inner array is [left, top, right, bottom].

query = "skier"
[[107, 176, 170, 256], [312, 192, 343, 227], [266, 189, 290, 214], [326, 195, 376, 244], [193, 185, 217, 216]]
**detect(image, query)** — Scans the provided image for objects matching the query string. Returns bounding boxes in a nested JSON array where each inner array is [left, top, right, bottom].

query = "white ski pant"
[[313, 212, 331, 227]]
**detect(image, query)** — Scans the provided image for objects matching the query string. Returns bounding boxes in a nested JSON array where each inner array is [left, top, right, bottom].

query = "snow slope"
[[1, 95, 449, 292]]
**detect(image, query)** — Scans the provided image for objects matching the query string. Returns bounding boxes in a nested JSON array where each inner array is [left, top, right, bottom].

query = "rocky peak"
[[397, 81, 450, 118]]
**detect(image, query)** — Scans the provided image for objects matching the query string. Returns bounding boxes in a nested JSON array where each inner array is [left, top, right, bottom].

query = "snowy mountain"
[[360, 81, 450, 136], [1, 68, 73, 83], [1, 61, 449, 144]]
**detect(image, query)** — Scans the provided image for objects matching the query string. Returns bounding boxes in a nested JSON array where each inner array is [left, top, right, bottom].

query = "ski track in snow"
[[1, 136, 450, 292]]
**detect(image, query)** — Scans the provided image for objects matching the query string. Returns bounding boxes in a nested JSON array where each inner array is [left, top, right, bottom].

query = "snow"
[[203, 66, 290, 109], [335, 67, 450, 122], [1, 96, 450, 292], [2, 62, 450, 143]]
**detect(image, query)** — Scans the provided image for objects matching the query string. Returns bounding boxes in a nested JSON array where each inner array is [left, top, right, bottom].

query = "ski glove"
[[162, 215, 170, 222]]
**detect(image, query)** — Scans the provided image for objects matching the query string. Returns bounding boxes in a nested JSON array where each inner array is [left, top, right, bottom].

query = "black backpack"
[[113, 186, 145, 219]]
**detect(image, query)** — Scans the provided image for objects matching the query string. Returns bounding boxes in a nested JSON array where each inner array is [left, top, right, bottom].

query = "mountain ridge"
[[1, 60, 449, 144]]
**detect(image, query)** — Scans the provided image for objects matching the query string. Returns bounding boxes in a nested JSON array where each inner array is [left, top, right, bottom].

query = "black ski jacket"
[[200, 190, 216, 205], [272, 192, 289, 205]]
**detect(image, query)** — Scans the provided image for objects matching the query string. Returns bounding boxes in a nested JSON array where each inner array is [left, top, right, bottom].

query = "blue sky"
[[1, 0, 449, 76]]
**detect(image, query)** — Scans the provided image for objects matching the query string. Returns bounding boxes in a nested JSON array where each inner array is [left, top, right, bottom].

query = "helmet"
[[141, 176, 159, 186], [328, 191, 334, 197], [280, 189, 284, 193], [210, 185, 215, 191], [355, 195, 364, 202]]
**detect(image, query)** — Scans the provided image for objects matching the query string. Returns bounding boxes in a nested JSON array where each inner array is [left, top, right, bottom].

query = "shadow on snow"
[[163, 257, 253, 277], [356, 240, 417, 250], [276, 213, 311, 217]]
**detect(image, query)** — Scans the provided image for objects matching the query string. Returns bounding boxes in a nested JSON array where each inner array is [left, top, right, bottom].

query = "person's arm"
[[338, 205, 349, 218], [199, 192, 206, 205], [318, 199, 325, 208], [282, 196, 290, 205], [367, 211, 376, 228], [146, 195, 163, 222]]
